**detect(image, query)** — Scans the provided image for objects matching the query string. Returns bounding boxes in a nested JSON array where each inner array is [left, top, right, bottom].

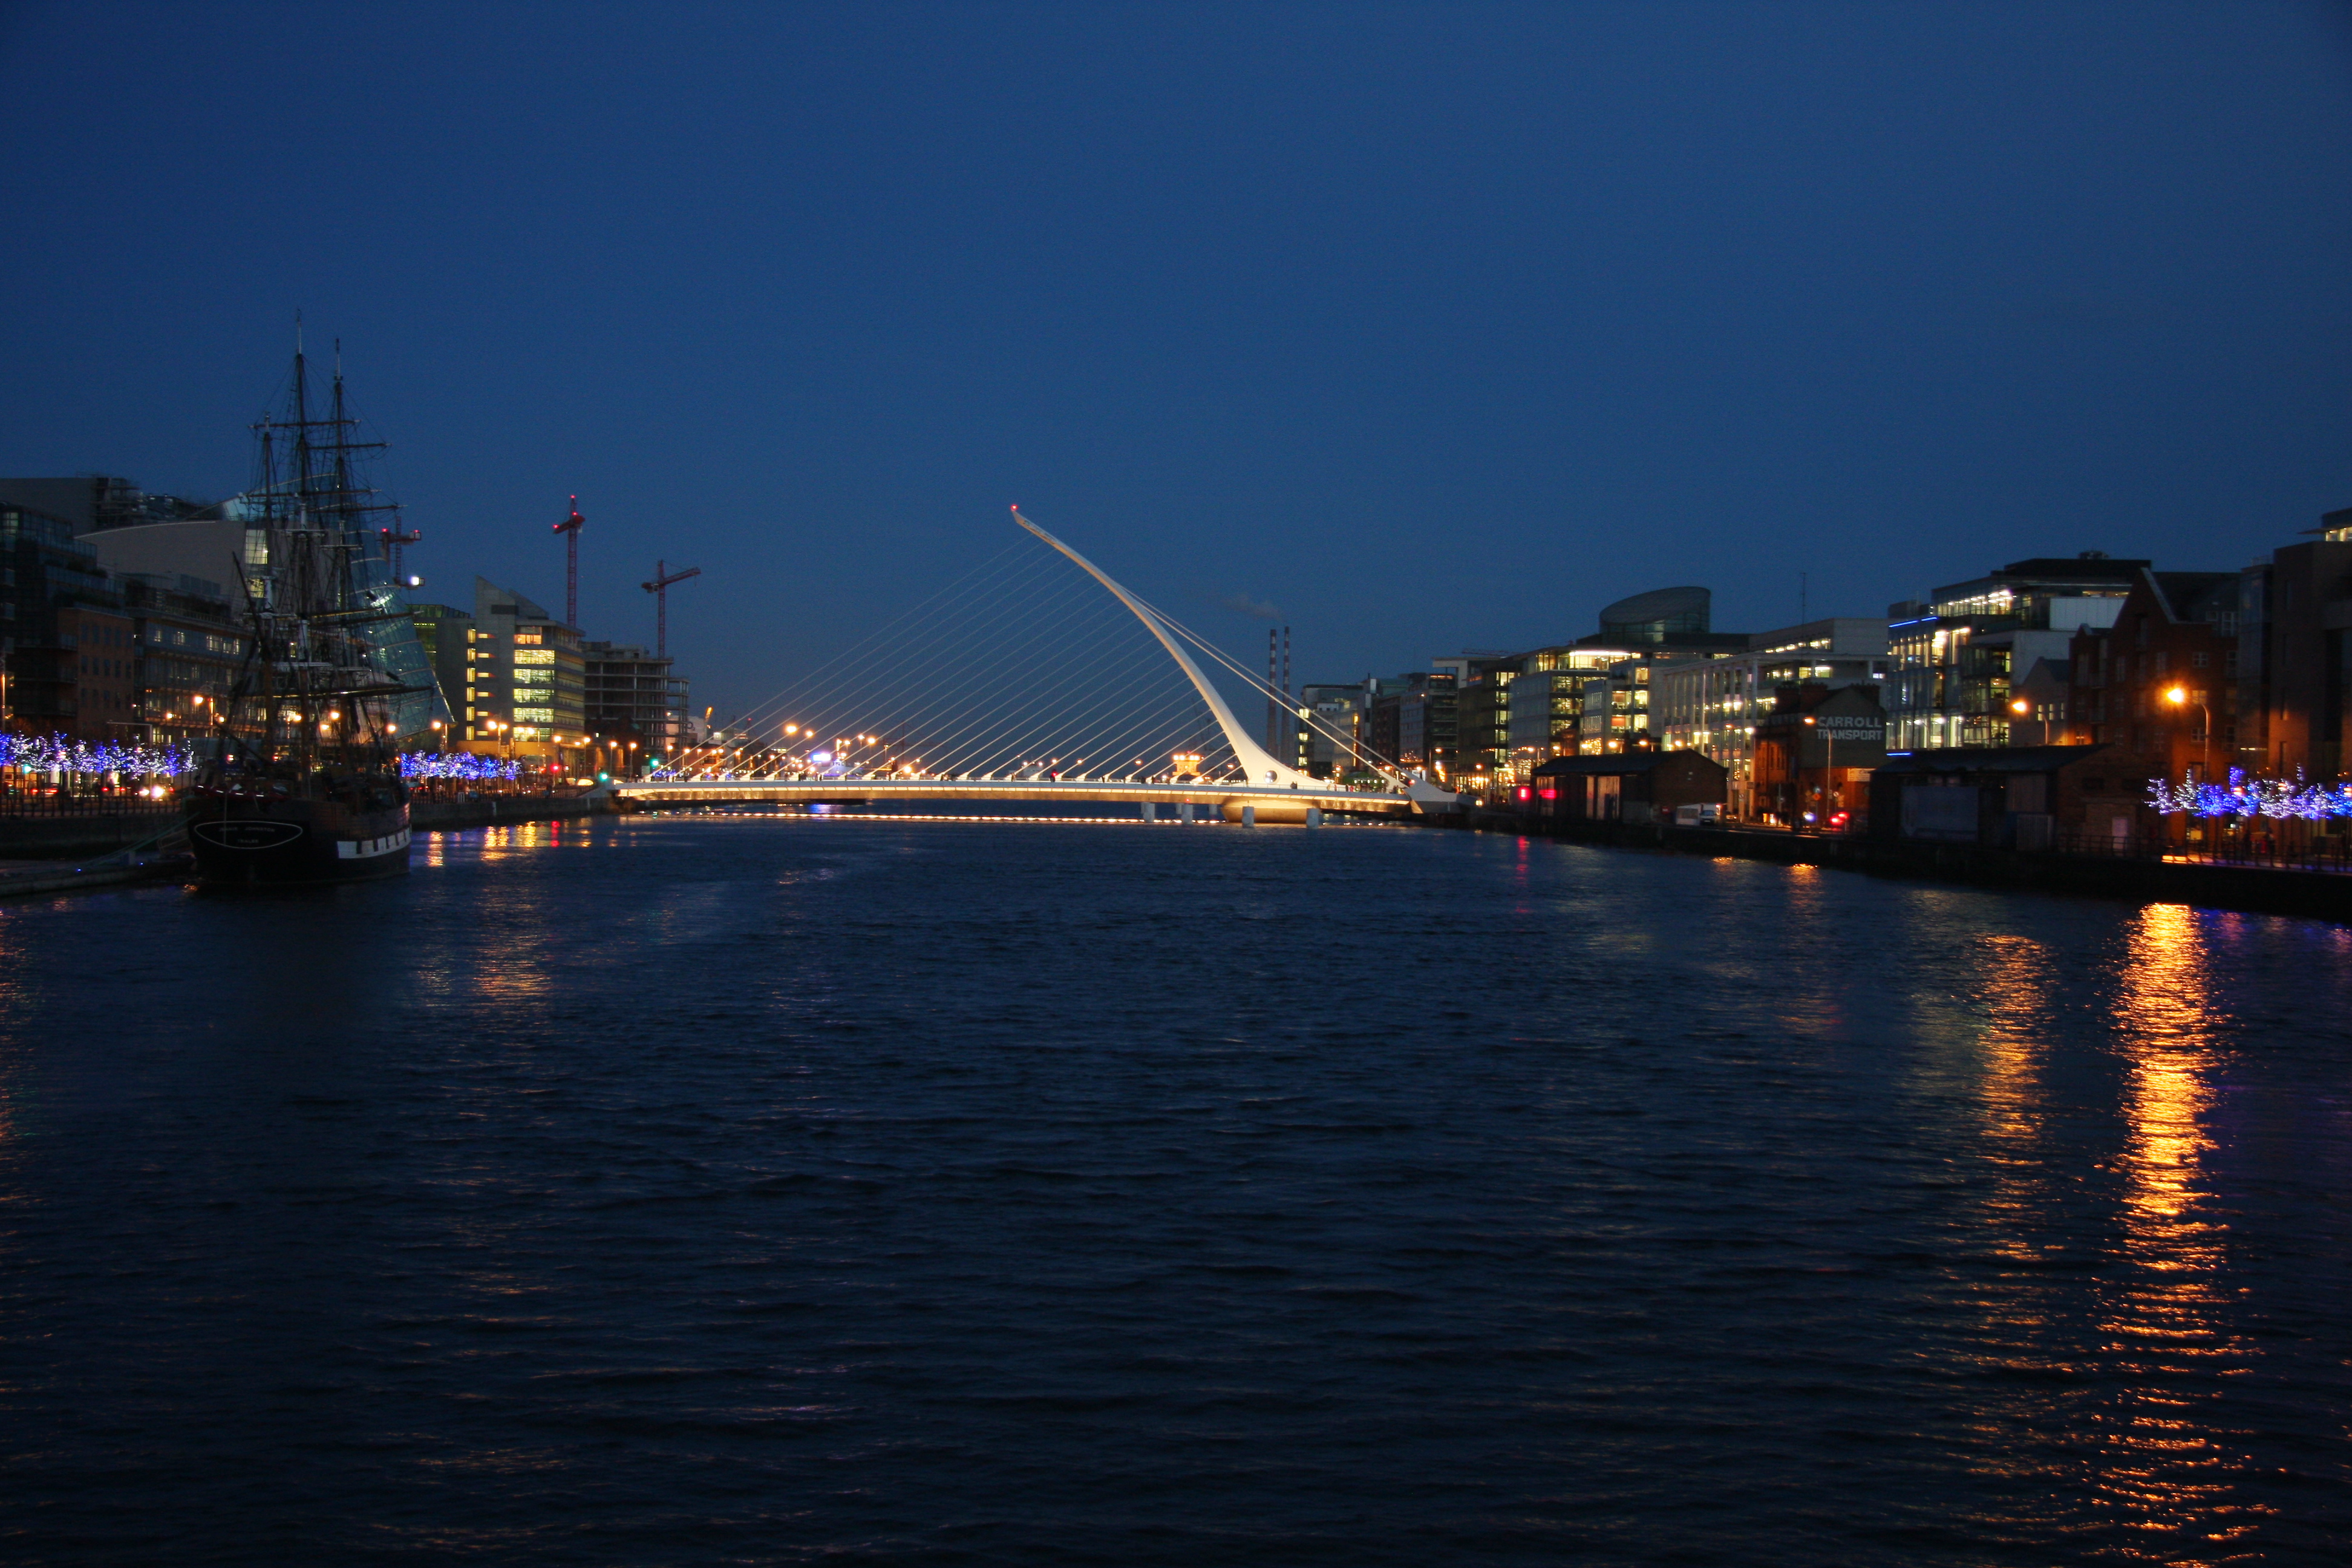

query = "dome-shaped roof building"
[[1596, 586, 1711, 645]]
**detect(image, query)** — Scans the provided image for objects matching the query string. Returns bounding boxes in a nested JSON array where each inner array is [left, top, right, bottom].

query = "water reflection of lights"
[[1971, 932, 2055, 1264], [1937, 909, 2279, 1557], [2114, 907, 2223, 1253], [1762, 860, 1840, 1037], [0, 917, 17, 1143], [479, 822, 554, 863], [2088, 903, 2261, 1553]]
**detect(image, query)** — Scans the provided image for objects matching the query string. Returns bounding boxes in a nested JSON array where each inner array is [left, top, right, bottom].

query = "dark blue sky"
[[4, 2, 2349, 717]]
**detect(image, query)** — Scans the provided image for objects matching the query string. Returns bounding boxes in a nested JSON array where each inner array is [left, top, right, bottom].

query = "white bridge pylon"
[[616, 508, 1463, 818], [1008, 508, 1321, 792]]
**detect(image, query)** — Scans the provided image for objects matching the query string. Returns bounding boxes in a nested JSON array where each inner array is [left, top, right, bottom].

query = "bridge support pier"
[[1306, 807, 1322, 828], [1224, 799, 1310, 825]]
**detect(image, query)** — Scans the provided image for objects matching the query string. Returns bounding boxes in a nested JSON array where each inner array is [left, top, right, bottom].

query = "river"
[[1, 815, 2347, 1564]]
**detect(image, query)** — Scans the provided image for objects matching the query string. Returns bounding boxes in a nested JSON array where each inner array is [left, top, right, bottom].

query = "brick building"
[[1750, 682, 1887, 829], [2241, 514, 2352, 780], [2067, 567, 2241, 785], [2, 502, 131, 740]]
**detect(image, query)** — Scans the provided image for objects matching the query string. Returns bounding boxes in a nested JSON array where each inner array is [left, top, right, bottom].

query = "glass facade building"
[[1652, 619, 1892, 818], [1883, 558, 2139, 753]]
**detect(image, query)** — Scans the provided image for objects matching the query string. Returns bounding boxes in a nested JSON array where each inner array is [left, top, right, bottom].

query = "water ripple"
[[0, 820, 2347, 1564]]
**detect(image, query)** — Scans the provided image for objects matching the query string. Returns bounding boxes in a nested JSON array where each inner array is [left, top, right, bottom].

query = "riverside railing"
[[0, 785, 179, 819], [2054, 830, 2352, 874]]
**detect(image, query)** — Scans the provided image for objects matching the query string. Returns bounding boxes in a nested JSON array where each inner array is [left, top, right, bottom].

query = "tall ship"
[[180, 335, 425, 884]]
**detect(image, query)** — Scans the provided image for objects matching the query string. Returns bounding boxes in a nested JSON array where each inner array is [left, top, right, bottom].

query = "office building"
[[1884, 556, 2141, 751], [1292, 682, 1366, 777], [122, 575, 248, 745], [584, 641, 688, 763], [1452, 586, 1757, 786], [1651, 618, 1891, 817], [408, 602, 475, 726], [465, 577, 586, 760], [2236, 509, 2352, 780], [1365, 670, 1458, 777], [2, 501, 126, 739]]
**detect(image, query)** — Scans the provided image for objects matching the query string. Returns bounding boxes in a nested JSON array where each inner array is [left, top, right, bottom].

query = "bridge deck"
[[614, 778, 1420, 815]]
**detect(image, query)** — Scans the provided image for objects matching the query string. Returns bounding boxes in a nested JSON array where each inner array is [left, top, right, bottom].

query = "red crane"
[[553, 497, 586, 627], [641, 560, 701, 659], [379, 523, 422, 586]]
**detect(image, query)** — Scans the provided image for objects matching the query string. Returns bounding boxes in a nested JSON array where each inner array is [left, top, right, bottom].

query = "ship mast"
[[220, 321, 411, 773]]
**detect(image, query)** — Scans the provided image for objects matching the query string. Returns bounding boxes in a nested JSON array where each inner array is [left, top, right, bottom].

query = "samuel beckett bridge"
[[614, 509, 1461, 823]]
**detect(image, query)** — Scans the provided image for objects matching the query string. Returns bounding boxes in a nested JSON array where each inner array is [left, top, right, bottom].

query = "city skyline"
[[5, 11, 2351, 1558], [2, 4, 2348, 719]]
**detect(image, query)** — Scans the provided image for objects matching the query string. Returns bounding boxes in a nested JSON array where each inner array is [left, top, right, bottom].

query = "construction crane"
[[379, 522, 422, 587], [642, 559, 701, 659], [554, 497, 585, 627]]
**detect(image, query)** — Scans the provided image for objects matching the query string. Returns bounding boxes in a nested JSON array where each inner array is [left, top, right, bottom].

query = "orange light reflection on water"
[[1950, 906, 2273, 1560], [1760, 859, 1843, 1038], [1970, 932, 2056, 1267], [0, 913, 17, 1144], [2088, 903, 2264, 1553]]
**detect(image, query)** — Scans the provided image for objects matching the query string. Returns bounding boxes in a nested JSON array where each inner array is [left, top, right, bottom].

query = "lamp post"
[[2162, 685, 2214, 848], [2164, 685, 2212, 782], [487, 717, 512, 786], [2010, 695, 2033, 745], [1802, 714, 1835, 831]]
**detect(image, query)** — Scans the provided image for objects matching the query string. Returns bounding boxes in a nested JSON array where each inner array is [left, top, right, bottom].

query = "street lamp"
[[2164, 685, 2212, 782], [1802, 714, 1841, 830]]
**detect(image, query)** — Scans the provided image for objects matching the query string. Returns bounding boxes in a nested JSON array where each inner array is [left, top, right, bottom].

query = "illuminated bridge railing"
[[642, 507, 1465, 820], [612, 776, 1424, 819]]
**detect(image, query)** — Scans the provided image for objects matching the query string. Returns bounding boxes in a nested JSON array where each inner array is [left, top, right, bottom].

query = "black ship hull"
[[183, 797, 412, 886]]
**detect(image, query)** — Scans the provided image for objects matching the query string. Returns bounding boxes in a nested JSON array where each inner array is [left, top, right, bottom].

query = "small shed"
[[1868, 743, 2145, 851], [1527, 750, 1729, 826]]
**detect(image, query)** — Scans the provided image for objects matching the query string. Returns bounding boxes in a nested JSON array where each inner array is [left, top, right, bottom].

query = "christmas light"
[[2147, 768, 2352, 821], [0, 733, 194, 778], [397, 753, 523, 782]]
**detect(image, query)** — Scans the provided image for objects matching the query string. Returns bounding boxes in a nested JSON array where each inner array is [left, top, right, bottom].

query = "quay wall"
[[0, 794, 612, 858], [0, 854, 190, 901], [1452, 809, 2352, 925], [0, 812, 178, 860]]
